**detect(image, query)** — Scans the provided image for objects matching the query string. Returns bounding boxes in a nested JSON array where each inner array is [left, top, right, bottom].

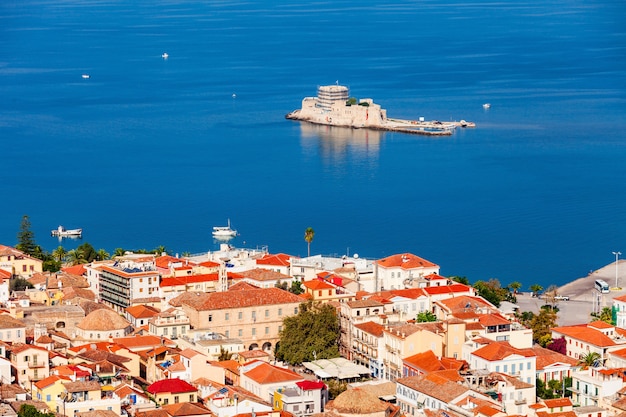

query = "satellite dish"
[[353, 253, 359, 259]]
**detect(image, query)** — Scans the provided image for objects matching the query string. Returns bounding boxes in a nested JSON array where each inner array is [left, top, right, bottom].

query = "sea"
[[1, 0, 626, 290]]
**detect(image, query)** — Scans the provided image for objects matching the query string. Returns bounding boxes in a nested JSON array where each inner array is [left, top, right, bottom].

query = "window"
[[294, 307, 298, 314], [189, 395, 194, 402], [163, 328, 168, 335], [46, 394, 51, 401], [238, 329, 242, 336], [252, 311, 256, 321], [238, 312, 243, 320], [278, 308, 282, 316], [265, 309, 269, 317], [24, 356, 29, 362], [163, 399, 169, 405], [174, 396, 179, 404], [23, 265, 27, 272], [225, 330, 229, 338], [252, 328, 256, 336], [208, 314, 212, 322], [225, 312, 229, 320], [265, 327, 269, 335]]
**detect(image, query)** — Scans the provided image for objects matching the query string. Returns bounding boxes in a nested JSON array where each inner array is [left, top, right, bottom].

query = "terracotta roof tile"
[[241, 268, 292, 282], [552, 324, 616, 347], [243, 362, 302, 384], [183, 287, 303, 311], [354, 321, 384, 337], [161, 402, 211, 416], [0, 314, 26, 329], [543, 398, 572, 408], [256, 253, 293, 267], [377, 253, 439, 270], [304, 280, 335, 290], [472, 341, 535, 361]]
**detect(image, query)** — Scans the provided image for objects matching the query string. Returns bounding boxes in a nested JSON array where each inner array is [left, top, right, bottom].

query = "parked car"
[[554, 295, 570, 301]]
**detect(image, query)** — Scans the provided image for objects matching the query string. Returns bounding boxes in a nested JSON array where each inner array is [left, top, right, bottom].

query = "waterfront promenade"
[[515, 260, 626, 326]]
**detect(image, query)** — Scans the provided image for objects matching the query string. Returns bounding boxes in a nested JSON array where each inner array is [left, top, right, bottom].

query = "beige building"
[[0, 314, 26, 344], [180, 285, 303, 351], [0, 245, 43, 278], [55, 381, 120, 416], [382, 323, 445, 381], [10, 343, 50, 388], [74, 308, 132, 342]]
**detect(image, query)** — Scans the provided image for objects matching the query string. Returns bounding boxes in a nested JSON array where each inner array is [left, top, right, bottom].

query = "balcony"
[[28, 362, 46, 368], [514, 398, 527, 405]]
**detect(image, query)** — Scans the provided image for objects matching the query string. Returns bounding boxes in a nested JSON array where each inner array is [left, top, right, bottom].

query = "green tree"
[[326, 379, 348, 399], [66, 248, 86, 265], [52, 246, 67, 263], [276, 301, 339, 365], [577, 351, 601, 368], [473, 279, 508, 307], [530, 284, 543, 297], [18, 404, 55, 417], [525, 308, 557, 345], [113, 248, 126, 257], [275, 281, 289, 291], [290, 280, 304, 295], [304, 227, 315, 257], [77, 242, 97, 262], [96, 248, 110, 261], [153, 245, 168, 255], [16, 215, 38, 256], [508, 281, 522, 295], [416, 311, 437, 322], [10, 277, 34, 291], [218, 346, 233, 361], [591, 306, 614, 325], [450, 276, 470, 285]]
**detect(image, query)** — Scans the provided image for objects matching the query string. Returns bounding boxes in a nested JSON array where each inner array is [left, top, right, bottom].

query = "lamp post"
[[613, 251, 622, 289]]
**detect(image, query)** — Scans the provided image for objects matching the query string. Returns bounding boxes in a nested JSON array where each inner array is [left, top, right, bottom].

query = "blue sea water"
[[1, 0, 626, 290]]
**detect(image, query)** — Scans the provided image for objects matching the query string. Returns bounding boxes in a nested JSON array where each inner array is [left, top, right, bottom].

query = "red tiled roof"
[[256, 253, 293, 267], [472, 341, 535, 361], [243, 362, 302, 384], [478, 313, 510, 326], [126, 305, 160, 319], [183, 287, 303, 311], [147, 378, 197, 394], [589, 320, 613, 329], [296, 380, 326, 390], [530, 346, 577, 369], [33, 375, 70, 390], [377, 253, 439, 269], [61, 264, 86, 276], [354, 321, 385, 337], [543, 398, 572, 408], [304, 279, 334, 290], [160, 273, 218, 287], [552, 324, 616, 347], [403, 350, 444, 373], [240, 268, 291, 282]]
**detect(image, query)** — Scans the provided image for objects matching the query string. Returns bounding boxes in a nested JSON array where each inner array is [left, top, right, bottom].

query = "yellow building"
[[0, 244, 43, 278], [146, 378, 197, 405], [33, 375, 71, 410]]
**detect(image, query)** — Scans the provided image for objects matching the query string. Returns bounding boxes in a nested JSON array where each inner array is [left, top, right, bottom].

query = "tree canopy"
[[472, 279, 508, 307], [416, 311, 437, 322], [517, 308, 558, 346], [275, 300, 339, 365], [16, 215, 38, 256], [18, 404, 55, 417]]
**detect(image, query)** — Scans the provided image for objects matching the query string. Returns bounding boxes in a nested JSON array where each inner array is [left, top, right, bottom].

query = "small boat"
[[51, 225, 82, 238], [162, 52, 169, 59], [482, 103, 491, 109], [212, 219, 237, 238], [82, 74, 90, 79]]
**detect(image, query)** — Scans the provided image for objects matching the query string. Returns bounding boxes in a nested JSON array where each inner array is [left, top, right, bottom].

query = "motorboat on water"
[[482, 103, 491, 109], [82, 74, 90, 79], [212, 219, 237, 238], [51, 225, 82, 238], [162, 52, 169, 59]]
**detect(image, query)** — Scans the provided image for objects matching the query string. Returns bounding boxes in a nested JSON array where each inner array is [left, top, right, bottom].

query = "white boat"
[[82, 74, 90, 79], [212, 219, 237, 238], [482, 103, 491, 109], [51, 225, 82, 237], [162, 52, 169, 59]]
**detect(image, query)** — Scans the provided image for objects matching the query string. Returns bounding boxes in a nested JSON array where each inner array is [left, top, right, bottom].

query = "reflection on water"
[[298, 122, 383, 166]]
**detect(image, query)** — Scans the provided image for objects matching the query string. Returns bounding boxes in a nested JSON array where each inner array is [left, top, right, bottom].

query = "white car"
[[554, 295, 570, 301]]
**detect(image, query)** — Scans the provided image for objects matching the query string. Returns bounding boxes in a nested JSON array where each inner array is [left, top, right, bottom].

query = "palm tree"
[[577, 351, 601, 368], [530, 284, 543, 297], [304, 227, 315, 257], [153, 245, 168, 255], [113, 248, 126, 257], [96, 248, 110, 261], [52, 246, 67, 263], [66, 248, 86, 265], [508, 281, 522, 295]]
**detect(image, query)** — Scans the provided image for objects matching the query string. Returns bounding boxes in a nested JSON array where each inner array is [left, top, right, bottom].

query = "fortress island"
[[286, 85, 474, 136]]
